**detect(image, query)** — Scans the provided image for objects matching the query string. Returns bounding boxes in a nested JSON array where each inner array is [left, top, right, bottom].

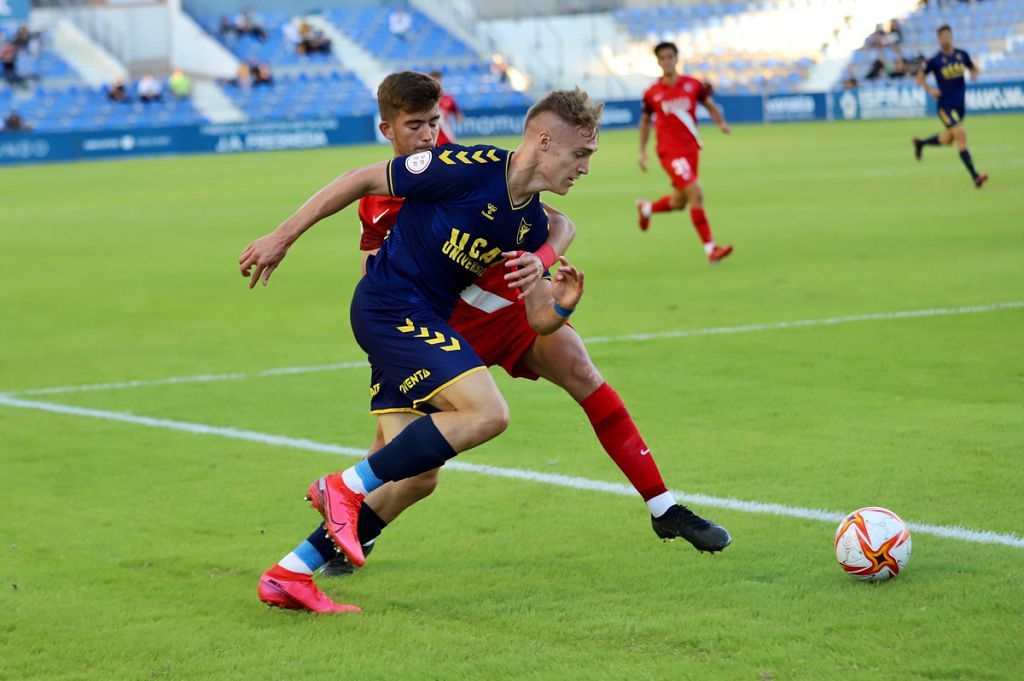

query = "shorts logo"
[[370, 383, 381, 397], [516, 218, 531, 245], [399, 369, 431, 395], [405, 151, 432, 174]]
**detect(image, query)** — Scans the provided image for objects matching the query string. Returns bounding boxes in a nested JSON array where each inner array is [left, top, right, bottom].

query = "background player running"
[[430, 70, 463, 146], [319, 74, 731, 579], [913, 24, 988, 188], [242, 79, 596, 612], [636, 41, 733, 264]]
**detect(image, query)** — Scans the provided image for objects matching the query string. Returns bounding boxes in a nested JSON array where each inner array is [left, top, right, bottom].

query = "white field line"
[[2, 394, 1022, 551], [7, 301, 1022, 398]]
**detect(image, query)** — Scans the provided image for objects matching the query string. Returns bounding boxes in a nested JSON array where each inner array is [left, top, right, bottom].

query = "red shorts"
[[449, 299, 540, 380], [658, 147, 700, 190]]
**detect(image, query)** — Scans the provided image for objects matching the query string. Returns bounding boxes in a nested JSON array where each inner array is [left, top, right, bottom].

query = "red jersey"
[[642, 75, 710, 153], [437, 93, 461, 146], [357, 194, 405, 251]]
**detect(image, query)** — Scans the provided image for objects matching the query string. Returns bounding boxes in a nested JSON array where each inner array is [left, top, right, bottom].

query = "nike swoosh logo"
[[640, 449, 650, 456], [372, 210, 389, 224]]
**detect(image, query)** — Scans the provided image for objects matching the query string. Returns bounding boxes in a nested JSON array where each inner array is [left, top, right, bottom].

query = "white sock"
[[647, 491, 677, 518], [341, 467, 370, 496], [703, 241, 716, 256], [278, 552, 314, 575]]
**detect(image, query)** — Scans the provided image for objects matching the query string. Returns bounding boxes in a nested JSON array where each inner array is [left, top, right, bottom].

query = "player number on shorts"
[[671, 157, 693, 181]]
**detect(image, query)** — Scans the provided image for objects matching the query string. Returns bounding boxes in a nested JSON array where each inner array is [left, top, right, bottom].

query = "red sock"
[[651, 196, 672, 213], [690, 207, 713, 244], [579, 383, 668, 500]]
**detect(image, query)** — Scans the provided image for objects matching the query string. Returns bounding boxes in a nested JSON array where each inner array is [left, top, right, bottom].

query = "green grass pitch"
[[2, 115, 1022, 680]]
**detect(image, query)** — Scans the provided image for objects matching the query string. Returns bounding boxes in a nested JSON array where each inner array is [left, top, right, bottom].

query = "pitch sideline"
[[2, 393, 1021, 551], [7, 300, 1022, 398]]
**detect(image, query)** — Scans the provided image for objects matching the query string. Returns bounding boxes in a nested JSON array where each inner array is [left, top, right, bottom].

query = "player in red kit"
[[430, 70, 464, 146], [637, 41, 733, 264]]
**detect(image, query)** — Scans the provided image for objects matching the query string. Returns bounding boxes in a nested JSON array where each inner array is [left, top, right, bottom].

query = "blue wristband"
[[552, 301, 574, 318]]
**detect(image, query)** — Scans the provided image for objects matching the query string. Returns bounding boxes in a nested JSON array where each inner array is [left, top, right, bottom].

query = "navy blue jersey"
[[366, 144, 549, 318], [924, 49, 974, 103]]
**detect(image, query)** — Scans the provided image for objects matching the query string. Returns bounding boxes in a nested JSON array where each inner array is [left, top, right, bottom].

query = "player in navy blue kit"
[[913, 25, 988, 188], [241, 77, 601, 611]]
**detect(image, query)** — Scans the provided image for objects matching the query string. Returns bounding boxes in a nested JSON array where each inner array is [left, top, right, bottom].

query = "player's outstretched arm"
[[523, 256, 584, 335], [239, 162, 389, 288], [705, 98, 731, 134], [916, 69, 940, 99], [637, 111, 652, 171], [503, 204, 576, 297]]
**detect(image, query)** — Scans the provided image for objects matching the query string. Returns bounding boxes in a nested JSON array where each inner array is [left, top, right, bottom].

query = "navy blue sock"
[[921, 134, 941, 146], [279, 522, 336, 573], [364, 415, 457, 483], [958, 149, 979, 179], [358, 503, 388, 546], [305, 523, 337, 563]]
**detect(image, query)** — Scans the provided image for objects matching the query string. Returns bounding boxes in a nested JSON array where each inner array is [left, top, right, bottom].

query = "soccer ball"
[[834, 507, 912, 581]]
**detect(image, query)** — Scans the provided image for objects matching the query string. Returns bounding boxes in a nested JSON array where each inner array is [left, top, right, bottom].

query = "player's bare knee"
[[480, 399, 510, 438], [564, 357, 604, 401], [669, 194, 687, 210], [686, 186, 703, 207]]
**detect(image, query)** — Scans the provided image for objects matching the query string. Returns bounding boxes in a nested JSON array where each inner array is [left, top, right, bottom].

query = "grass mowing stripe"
[[6, 300, 1022, 397], [3, 393, 1022, 551]]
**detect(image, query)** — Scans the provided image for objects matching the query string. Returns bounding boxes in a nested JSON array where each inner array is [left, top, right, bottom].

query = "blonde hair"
[[524, 87, 603, 136]]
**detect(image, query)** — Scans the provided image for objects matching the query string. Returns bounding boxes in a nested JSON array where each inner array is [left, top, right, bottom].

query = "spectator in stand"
[[107, 76, 130, 102], [2, 41, 24, 86], [888, 57, 910, 79], [867, 24, 886, 48], [865, 57, 886, 81], [219, 15, 237, 37], [886, 19, 903, 47], [491, 54, 511, 83], [231, 63, 252, 90], [137, 73, 163, 103], [12, 25, 41, 53], [297, 21, 332, 55], [234, 11, 268, 41], [841, 67, 859, 89], [388, 6, 412, 41], [169, 68, 192, 98], [250, 60, 273, 87], [3, 111, 31, 132]]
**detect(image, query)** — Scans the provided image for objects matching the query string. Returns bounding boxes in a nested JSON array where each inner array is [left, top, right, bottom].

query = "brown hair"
[[377, 71, 443, 122], [654, 41, 678, 56], [524, 87, 604, 136]]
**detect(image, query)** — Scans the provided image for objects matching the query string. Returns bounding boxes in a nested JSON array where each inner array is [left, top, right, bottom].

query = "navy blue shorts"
[[351, 277, 485, 415], [937, 100, 965, 128]]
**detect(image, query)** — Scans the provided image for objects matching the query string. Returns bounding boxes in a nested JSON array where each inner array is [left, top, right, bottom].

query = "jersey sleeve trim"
[[386, 159, 396, 197]]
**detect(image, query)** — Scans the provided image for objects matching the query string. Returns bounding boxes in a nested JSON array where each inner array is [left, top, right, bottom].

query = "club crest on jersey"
[[516, 218, 531, 245], [405, 151, 432, 174]]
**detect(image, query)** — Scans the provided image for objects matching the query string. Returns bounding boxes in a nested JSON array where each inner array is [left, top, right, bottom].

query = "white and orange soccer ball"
[[834, 507, 912, 581]]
